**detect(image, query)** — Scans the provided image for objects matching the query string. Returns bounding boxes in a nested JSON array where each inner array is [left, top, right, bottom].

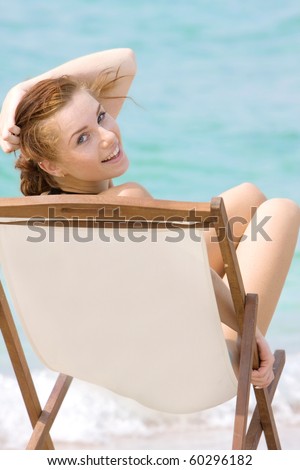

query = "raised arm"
[[0, 48, 136, 153]]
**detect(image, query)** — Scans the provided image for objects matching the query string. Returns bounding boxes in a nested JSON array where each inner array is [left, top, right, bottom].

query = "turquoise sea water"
[[0, 0, 299, 449]]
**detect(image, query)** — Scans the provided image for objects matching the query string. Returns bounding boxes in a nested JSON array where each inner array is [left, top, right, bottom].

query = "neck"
[[54, 176, 110, 194]]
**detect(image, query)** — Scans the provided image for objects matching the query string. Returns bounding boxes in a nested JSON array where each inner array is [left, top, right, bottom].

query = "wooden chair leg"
[[232, 294, 257, 450], [27, 373, 73, 450], [252, 388, 281, 449], [245, 350, 285, 449], [0, 281, 54, 449]]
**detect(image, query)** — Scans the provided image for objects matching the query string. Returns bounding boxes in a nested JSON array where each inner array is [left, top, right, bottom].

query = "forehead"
[[55, 89, 99, 131]]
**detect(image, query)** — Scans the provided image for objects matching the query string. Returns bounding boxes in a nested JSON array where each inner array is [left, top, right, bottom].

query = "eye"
[[76, 110, 106, 145], [97, 111, 106, 124], [77, 133, 89, 145]]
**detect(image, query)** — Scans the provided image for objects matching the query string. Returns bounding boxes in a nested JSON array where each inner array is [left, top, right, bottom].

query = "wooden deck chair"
[[0, 194, 285, 450]]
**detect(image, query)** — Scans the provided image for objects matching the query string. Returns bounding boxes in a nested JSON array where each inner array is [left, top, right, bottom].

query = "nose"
[[97, 126, 116, 149]]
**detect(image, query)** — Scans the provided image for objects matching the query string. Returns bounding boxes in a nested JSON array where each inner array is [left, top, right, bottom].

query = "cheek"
[[54, 139, 70, 164], [55, 150, 81, 172]]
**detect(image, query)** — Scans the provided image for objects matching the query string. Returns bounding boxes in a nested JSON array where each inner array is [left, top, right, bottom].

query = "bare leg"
[[211, 196, 299, 384], [235, 197, 300, 335], [205, 182, 266, 275], [214, 197, 299, 334]]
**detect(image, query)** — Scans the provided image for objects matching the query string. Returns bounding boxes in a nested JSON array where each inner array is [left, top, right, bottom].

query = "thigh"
[[235, 198, 299, 334], [205, 182, 266, 275]]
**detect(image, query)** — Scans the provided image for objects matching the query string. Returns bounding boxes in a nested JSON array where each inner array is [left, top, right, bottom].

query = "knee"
[[259, 198, 300, 229], [279, 198, 299, 216], [238, 182, 267, 207], [280, 198, 299, 225], [263, 197, 299, 216]]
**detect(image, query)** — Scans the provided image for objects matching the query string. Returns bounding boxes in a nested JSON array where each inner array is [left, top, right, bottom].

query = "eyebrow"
[[69, 103, 102, 144]]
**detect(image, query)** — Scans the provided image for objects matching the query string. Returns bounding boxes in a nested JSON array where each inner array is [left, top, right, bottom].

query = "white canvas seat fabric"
[[0, 222, 237, 414]]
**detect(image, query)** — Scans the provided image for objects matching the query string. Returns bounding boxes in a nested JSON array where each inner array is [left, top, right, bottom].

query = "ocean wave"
[[0, 352, 299, 449]]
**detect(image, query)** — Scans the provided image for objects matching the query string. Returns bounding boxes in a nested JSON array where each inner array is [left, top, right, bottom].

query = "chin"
[[114, 155, 130, 177]]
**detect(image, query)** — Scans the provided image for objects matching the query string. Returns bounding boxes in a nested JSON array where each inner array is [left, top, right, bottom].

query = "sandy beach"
[[5, 426, 300, 451], [52, 424, 300, 450], [2, 422, 299, 451], [1, 367, 299, 451]]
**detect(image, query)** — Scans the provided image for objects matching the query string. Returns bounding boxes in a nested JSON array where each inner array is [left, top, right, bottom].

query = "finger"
[[2, 125, 20, 140], [251, 366, 272, 383], [8, 125, 21, 136], [3, 133, 19, 148], [0, 139, 19, 154], [3, 133, 20, 145], [251, 369, 274, 388], [257, 367, 274, 384]]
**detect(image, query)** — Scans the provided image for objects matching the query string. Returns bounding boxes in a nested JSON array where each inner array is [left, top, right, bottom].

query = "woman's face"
[[50, 89, 129, 185]]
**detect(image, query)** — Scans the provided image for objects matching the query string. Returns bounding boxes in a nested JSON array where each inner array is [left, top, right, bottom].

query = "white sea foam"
[[0, 352, 299, 449]]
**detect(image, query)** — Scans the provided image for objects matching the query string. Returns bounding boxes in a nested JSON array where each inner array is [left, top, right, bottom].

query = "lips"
[[102, 144, 120, 163]]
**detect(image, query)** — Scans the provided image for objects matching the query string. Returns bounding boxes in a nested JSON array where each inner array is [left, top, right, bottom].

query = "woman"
[[0, 48, 299, 389]]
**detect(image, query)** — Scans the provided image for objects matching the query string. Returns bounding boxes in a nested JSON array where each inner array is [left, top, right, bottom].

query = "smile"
[[102, 144, 121, 163]]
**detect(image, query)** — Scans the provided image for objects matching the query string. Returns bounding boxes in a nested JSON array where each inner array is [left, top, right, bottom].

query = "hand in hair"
[[1, 49, 136, 154], [0, 84, 26, 153]]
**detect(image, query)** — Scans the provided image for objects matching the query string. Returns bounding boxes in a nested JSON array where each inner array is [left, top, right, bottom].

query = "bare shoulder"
[[101, 182, 153, 199]]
